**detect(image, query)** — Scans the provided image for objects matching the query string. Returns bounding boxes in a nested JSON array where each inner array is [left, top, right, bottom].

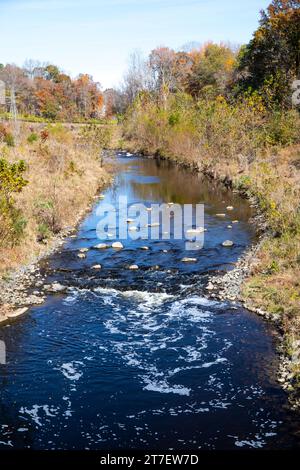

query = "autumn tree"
[[0, 61, 104, 121], [186, 43, 236, 98], [237, 0, 300, 107]]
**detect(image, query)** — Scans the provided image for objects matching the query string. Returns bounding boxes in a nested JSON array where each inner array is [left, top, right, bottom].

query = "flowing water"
[[0, 152, 299, 450]]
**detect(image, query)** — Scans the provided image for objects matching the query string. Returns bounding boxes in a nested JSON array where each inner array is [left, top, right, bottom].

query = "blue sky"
[[0, 0, 270, 89]]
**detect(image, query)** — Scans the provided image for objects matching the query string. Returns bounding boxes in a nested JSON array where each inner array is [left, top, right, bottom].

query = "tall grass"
[[0, 122, 111, 274]]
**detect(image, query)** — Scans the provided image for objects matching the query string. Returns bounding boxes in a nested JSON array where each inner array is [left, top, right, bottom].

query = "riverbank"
[[121, 103, 300, 407], [0, 122, 112, 323]]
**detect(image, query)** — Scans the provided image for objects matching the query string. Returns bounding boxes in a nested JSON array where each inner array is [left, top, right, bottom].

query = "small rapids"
[[0, 152, 299, 450]]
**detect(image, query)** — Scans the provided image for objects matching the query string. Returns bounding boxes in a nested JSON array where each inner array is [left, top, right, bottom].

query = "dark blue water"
[[0, 153, 299, 450]]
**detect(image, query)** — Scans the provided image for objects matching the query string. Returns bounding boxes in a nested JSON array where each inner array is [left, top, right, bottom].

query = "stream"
[[0, 152, 299, 450]]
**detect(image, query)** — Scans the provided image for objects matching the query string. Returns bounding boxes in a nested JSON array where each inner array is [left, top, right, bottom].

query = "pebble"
[[7, 307, 29, 319], [77, 253, 86, 258], [206, 282, 215, 291], [91, 264, 101, 270], [94, 243, 108, 249], [50, 283, 66, 293], [112, 242, 123, 249], [181, 257, 197, 263], [222, 240, 234, 247], [129, 264, 139, 270]]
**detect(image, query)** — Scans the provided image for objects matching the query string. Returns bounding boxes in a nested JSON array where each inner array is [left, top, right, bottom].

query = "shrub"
[[34, 199, 61, 236], [37, 223, 52, 242], [80, 124, 113, 150], [4, 132, 15, 147], [0, 158, 28, 246], [27, 132, 39, 144], [40, 129, 49, 142]]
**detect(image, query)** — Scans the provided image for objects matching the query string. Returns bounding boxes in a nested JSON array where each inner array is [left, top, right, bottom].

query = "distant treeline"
[[106, 0, 299, 116], [0, 61, 103, 121]]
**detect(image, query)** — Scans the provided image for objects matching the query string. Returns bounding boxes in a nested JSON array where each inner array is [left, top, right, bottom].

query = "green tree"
[[237, 0, 300, 107], [0, 158, 28, 245], [187, 43, 236, 98]]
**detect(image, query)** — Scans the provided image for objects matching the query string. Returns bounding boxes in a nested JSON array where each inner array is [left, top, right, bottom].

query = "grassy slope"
[[0, 122, 112, 277]]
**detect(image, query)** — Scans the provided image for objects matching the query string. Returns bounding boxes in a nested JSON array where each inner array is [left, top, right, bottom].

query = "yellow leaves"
[[244, 92, 266, 114]]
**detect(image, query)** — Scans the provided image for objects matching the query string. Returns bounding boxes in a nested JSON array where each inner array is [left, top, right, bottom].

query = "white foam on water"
[[103, 319, 124, 335], [165, 301, 212, 323], [181, 296, 219, 307], [143, 379, 191, 396], [235, 439, 265, 449], [63, 289, 79, 305], [97, 289, 233, 399], [201, 357, 227, 368], [0, 440, 13, 447], [20, 405, 59, 427], [58, 362, 83, 381]]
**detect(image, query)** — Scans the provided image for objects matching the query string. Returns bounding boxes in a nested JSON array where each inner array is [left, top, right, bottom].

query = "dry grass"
[[0, 122, 111, 275]]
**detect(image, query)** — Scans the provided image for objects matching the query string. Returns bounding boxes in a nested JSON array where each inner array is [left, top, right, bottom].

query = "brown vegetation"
[[0, 122, 111, 275]]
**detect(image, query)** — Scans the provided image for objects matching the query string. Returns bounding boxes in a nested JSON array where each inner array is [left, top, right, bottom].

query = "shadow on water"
[[0, 151, 299, 450]]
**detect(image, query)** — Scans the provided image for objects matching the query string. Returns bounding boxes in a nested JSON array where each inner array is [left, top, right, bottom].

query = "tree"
[[186, 43, 236, 98], [149, 47, 177, 107], [121, 51, 150, 107], [0, 158, 28, 246], [237, 0, 300, 106]]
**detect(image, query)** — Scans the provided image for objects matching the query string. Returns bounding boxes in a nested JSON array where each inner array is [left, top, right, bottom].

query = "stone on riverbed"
[[79, 247, 89, 253], [216, 213, 226, 217], [94, 243, 109, 249], [140, 246, 149, 250], [129, 264, 139, 270], [222, 240, 234, 247], [206, 282, 215, 291], [7, 307, 29, 319], [91, 264, 101, 270], [226, 206, 234, 211], [112, 242, 123, 249], [181, 257, 197, 263], [50, 282, 67, 293], [77, 253, 86, 259]]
